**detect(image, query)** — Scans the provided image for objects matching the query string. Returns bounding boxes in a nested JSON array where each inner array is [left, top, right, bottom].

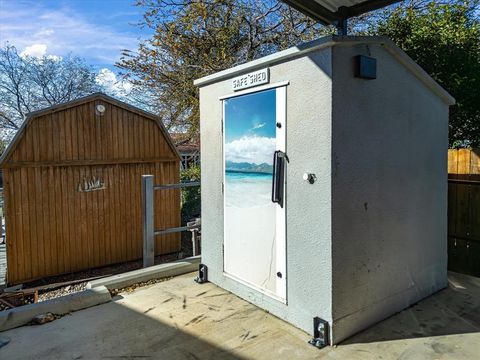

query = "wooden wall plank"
[[68, 165, 79, 271], [4, 170, 18, 283], [54, 167, 65, 274], [27, 168, 39, 278], [470, 149, 480, 175], [60, 167, 70, 272], [19, 168, 32, 280], [119, 165, 127, 262], [457, 149, 471, 175], [89, 102, 98, 161], [447, 149, 457, 174]]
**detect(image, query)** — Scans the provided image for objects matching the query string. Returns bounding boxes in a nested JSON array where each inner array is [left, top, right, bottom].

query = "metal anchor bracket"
[[308, 317, 329, 349]]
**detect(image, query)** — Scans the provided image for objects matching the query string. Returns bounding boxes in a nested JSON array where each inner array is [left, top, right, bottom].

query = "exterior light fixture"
[[96, 104, 106, 116]]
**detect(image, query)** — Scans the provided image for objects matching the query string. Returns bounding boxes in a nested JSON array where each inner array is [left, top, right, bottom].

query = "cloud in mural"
[[250, 122, 266, 131], [225, 136, 276, 165]]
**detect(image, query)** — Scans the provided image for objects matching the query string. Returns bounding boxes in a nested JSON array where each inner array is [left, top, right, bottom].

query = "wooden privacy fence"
[[448, 148, 480, 277]]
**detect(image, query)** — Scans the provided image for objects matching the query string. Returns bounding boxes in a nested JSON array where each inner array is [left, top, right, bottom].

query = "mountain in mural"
[[226, 161, 273, 174]]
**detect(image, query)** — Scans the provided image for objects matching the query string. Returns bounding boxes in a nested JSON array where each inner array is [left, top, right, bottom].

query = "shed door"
[[223, 86, 286, 302]]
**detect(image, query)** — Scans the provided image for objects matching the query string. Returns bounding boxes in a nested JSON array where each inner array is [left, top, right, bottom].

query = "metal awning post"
[[142, 175, 155, 268], [336, 18, 348, 35], [336, 6, 349, 35]]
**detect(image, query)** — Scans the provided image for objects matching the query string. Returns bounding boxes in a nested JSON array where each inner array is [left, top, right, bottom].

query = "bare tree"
[[0, 45, 101, 139]]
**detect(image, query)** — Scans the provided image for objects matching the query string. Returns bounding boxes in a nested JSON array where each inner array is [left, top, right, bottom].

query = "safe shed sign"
[[232, 68, 269, 91]]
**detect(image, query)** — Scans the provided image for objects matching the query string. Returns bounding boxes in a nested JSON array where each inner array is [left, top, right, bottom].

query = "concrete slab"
[[0, 286, 111, 332], [87, 256, 201, 290], [0, 272, 479, 359]]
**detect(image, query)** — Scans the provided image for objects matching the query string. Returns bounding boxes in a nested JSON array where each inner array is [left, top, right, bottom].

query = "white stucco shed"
[[194, 35, 455, 345]]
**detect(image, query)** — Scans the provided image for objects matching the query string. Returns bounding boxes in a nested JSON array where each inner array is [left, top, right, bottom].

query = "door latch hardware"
[[272, 151, 287, 208], [303, 173, 316, 184]]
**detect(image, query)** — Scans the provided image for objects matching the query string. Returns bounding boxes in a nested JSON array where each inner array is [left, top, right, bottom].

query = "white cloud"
[[225, 136, 276, 165], [46, 54, 62, 61], [20, 43, 47, 57], [96, 68, 133, 95], [96, 68, 117, 84], [19, 43, 62, 60], [35, 28, 55, 37], [251, 122, 266, 131]]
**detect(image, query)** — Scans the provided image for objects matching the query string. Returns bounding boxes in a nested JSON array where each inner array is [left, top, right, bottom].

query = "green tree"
[[373, 1, 480, 147], [117, 0, 327, 139], [180, 165, 201, 222]]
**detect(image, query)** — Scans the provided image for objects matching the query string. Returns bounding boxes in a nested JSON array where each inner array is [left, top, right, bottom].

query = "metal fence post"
[[142, 175, 154, 268]]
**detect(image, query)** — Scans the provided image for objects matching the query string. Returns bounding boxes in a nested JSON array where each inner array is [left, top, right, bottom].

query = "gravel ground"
[[23, 252, 181, 290], [37, 282, 88, 302], [109, 277, 173, 297], [1, 252, 183, 310]]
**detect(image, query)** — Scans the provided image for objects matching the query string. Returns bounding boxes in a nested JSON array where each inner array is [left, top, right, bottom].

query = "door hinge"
[[222, 182, 224, 194]]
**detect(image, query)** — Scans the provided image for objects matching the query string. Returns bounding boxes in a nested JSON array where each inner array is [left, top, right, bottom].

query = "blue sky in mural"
[[224, 89, 277, 165], [225, 90, 276, 143]]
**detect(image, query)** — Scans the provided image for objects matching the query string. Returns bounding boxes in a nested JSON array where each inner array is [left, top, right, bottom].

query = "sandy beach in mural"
[[224, 171, 277, 293]]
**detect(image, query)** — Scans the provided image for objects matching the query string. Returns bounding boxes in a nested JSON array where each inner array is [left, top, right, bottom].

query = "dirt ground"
[[0, 272, 479, 360]]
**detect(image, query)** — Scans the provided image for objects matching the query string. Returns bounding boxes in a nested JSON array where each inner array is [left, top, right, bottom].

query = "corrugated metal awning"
[[282, 0, 400, 25]]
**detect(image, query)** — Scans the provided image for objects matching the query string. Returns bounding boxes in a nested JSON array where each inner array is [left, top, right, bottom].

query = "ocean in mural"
[[225, 171, 272, 208]]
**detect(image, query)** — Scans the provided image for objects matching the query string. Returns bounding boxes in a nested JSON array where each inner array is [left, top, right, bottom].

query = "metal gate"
[[141, 175, 201, 267]]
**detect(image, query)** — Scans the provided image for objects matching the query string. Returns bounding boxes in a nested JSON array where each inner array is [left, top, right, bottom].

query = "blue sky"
[[224, 89, 277, 165], [0, 0, 149, 72]]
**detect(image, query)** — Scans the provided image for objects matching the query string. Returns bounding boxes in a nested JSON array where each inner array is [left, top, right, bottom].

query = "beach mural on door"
[[224, 88, 278, 295]]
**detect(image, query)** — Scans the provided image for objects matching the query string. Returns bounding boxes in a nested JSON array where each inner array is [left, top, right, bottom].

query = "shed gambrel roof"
[[0, 93, 181, 166]]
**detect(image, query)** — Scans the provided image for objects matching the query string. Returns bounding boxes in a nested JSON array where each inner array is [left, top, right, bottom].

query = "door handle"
[[271, 150, 287, 208]]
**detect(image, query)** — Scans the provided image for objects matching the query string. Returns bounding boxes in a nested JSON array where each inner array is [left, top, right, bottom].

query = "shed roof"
[[194, 36, 455, 106], [171, 133, 200, 154], [282, 0, 401, 24], [0, 93, 181, 166]]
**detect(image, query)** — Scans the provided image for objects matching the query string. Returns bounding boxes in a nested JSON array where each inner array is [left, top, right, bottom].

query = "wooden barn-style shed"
[[0, 93, 181, 284]]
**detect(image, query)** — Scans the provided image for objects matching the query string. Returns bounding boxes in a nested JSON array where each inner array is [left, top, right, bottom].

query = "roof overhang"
[[282, 0, 401, 25]]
